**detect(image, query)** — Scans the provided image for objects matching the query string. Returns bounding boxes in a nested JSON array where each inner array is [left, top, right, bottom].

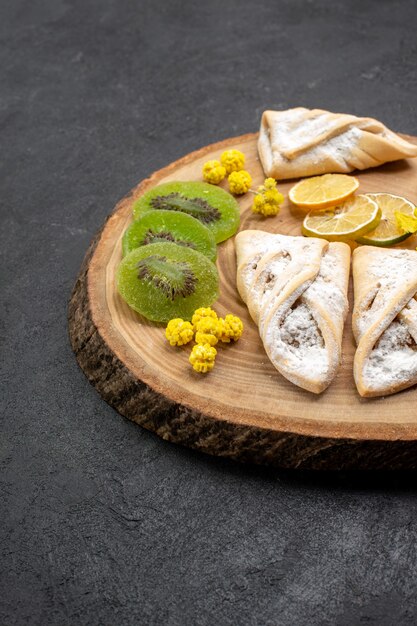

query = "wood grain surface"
[[68, 132, 417, 469]]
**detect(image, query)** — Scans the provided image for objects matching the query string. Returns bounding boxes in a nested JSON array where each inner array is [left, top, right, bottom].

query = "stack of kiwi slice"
[[117, 181, 240, 323]]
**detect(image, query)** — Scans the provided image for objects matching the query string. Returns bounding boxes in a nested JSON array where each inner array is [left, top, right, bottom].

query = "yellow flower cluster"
[[165, 306, 244, 373], [165, 318, 194, 346], [395, 211, 417, 234], [228, 170, 252, 195], [192, 311, 243, 346], [189, 344, 217, 373], [218, 314, 244, 342], [194, 316, 220, 346], [191, 306, 218, 327], [252, 178, 284, 217], [221, 149, 245, 174], [202, 160, 226, 185], [202, 149, 252, 196]]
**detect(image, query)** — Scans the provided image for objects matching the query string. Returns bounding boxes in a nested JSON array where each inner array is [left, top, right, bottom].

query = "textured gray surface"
[[2, 0, 417, 624]]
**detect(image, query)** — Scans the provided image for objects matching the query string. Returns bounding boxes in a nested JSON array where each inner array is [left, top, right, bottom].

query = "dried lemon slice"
[[355, 193, 416, 247], [289, 174, 359, 210], [302, 195, 381, 242]]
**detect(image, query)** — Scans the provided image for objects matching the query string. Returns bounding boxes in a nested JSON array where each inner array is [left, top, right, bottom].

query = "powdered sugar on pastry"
[[262, 291, 331, 388], [246, 249, 291, 323], [302, 243, 350, 344], [235, 231, 351, 394], [362, 320, 417, 393], [352, 248, 417, 342], [258, 238, 327, 331], [398, 297, 417, 342], [266, 108, 363, 166], [260, 242, 349, 393], [235, 231, 286, 304], [258, 107, 417, 179], [353, 246, 417, 397]]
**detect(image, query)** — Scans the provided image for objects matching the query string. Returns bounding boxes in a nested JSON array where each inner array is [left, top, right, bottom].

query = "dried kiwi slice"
[[133, 181, 240, 244], [122, 210, 217, 262], [116, 242, 219, 323]]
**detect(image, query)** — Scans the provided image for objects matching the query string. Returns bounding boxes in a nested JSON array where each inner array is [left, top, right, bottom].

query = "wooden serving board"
[[68, 132, 417, 469]]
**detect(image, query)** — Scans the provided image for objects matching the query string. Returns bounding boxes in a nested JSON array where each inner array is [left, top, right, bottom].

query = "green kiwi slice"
[[116, 242, 219, 323], [133, 181, 240, 244], [122, 210, 217, 262]]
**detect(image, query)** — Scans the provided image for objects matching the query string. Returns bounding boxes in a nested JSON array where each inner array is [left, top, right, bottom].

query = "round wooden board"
[[68, 132, 417, 469]]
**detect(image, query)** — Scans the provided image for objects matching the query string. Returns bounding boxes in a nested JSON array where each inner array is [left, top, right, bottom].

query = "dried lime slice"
[[355, 193, 416, 247], [302, 194, 381, 242]]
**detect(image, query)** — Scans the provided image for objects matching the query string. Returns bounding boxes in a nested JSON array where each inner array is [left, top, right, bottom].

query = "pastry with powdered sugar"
[[258, 107, 417, 180], [235, 230, 350, 394], [353, 246, 417, 397]]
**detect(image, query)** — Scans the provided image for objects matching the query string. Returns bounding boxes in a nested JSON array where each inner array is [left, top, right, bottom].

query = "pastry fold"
[[352, 246, 417, 397], [258, 107, 417, 180], [236, 231, 350, 393]]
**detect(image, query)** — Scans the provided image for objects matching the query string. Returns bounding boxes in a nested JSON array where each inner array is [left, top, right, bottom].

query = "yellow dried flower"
[[395, 211, 417, 234], [191, 307, 218, 330], [228, 170, 252, 195], [263, 177, 278, 189], [252, 178, 284, 216], [165, 318, 194, 346], [195, 317, 219, 334], [218, 314, 244, 342], [194, 317, 220, 346], [202, 159, 226, 184], [195, 331, 218, 346], [189, 343, 217, 373], [220, 149, 245, 174]]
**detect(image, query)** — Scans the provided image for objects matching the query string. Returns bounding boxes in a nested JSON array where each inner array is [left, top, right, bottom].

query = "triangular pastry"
[[235, 231, 350, 393], [258, 107, 417, 180], [352, 246, 417, 397]]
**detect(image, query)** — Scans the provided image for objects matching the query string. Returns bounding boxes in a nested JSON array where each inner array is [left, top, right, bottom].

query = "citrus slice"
[[355, 193, 417, 247], [289, 174, 360, 210], [302, 194, 381, 242]]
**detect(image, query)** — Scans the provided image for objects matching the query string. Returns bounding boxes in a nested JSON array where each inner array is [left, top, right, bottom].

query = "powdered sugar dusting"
[[248, 251, 291, 320], [263, 297, 329, 381], [363, 319, 417, 391], [304, 245, 348, 324], [353, 247, 417, 395], [354, 248, 417, 340], [236, 232, 350, 392], [236, 232, 284, 303], [261, 246, 348, 384], [280, 302, 324, 349], [269, 109, 362, 171]]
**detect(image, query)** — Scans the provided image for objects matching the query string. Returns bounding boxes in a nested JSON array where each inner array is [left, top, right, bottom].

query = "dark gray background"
[[2, 0, 417, 624]]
